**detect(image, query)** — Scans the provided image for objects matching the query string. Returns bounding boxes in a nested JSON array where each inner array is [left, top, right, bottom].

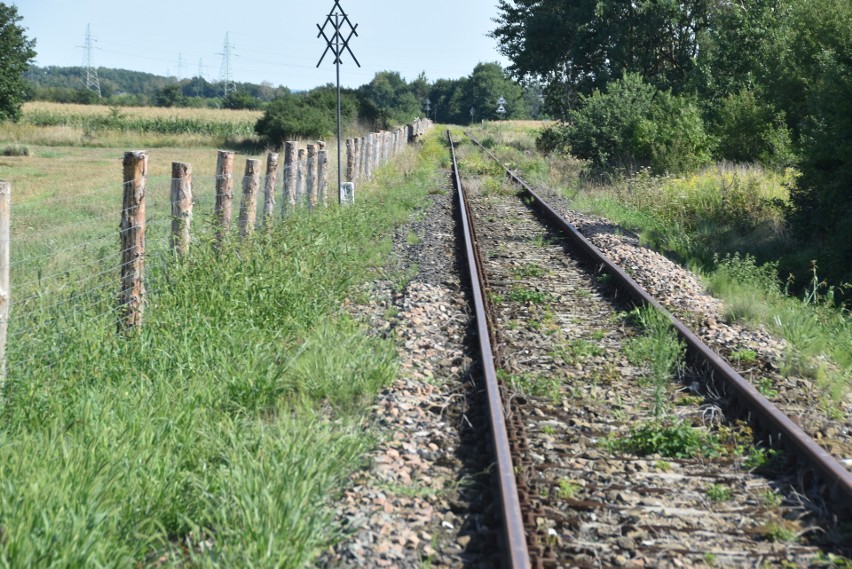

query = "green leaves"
[[0, 3, 37, 122]]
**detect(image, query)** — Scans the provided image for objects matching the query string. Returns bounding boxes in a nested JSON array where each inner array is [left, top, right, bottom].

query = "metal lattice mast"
[[79, 24, 101, 98], [218, 33, 236, 98], [197, 59, 204, 98], [317, 0, 361, 204]]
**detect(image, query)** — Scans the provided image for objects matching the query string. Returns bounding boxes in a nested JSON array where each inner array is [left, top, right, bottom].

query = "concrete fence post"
[[374, 132, 382, 171], [295, 148, 306, 207], [283, 141, 298, 213], [239, 158, 261, 237], [263, 152, 279, 222], [353, 137, 361, 182], [346, 138, 356, 182], [119, 151, 148, 332], [307, 144, 318, 209], [214, 150, 235, 240], [364, 134, 373, 180], [359, 136, 366, 180], [317, 148, 329, 207], [0, 181, 10, 383], [170, 162, 192, 257]]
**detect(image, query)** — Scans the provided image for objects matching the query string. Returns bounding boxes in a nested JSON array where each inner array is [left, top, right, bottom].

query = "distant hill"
[[25, 66, 290, 105]]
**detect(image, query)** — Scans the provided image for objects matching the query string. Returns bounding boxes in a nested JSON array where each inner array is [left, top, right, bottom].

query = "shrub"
[[554, 74, 712, 175], [610, 420, 722, 459], [633, 90, 714, 175], [563, 73, 657, 173], [713, 89, 795, 168], [255, 87, 358, 144], [1, 144, 29, 156]]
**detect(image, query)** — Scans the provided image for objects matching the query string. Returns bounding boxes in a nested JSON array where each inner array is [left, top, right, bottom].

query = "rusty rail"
[[465, 131, 852, 520], [448, 132, 532, 568]]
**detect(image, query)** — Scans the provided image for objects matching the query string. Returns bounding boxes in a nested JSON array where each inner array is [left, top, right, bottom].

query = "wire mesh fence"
[[2, 118, 434, 382]]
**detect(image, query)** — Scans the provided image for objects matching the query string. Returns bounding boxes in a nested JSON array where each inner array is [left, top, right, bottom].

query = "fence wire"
[[5, 123, 430, 382]]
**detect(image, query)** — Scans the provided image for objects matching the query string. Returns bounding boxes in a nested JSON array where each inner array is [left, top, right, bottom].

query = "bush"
[[2, 144, 29, 156], [555, 73, 712, 175], [634, 90, 714, 174], [255, 87, 358, 144], [713, 89, 795, 168], [535, 124, 570, 155], [564, 73, 657, 172]]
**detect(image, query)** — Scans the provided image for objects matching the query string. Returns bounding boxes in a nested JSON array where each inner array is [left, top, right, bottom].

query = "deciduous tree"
[[0, 2, 37, 122]]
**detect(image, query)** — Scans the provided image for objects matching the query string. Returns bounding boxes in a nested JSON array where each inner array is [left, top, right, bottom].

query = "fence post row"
[[119, 151, 148, 332], [0, 181, 9, 383], [239, 159, 261, 238], [170, 162, 192, 257]]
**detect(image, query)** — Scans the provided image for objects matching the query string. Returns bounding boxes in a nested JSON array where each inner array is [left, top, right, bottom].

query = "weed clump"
[[2, 144, 29, 156]]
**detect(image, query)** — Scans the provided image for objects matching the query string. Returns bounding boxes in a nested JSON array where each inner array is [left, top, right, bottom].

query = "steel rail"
[[465, 132, 852, 520], [448, 131, 532, 568]]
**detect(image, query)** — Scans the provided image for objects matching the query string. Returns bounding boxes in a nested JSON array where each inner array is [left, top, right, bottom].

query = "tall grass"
[[0, 133, 445, 566], [709, 255, 852, 408], [572, 164, 794, 265]]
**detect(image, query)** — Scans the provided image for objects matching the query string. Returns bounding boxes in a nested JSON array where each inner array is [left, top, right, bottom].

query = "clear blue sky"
[[14, 0, 510, 91]]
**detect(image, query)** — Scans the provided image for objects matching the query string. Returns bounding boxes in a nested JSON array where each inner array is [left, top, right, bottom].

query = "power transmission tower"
[[78, 24, 101, 98], [196, 58, 204, 98], [177, 53, 184, 81], [218, 33, 236, 98]]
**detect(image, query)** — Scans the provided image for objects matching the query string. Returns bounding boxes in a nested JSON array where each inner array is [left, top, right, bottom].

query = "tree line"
[[492, 0, 852, 292]]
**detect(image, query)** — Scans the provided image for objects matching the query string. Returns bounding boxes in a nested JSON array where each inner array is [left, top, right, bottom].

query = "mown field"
[[0, 109, 446, 566]]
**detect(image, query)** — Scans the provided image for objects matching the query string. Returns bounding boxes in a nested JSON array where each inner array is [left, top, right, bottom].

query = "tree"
[[155, 84, 185, 108], [357, 71, 421, 128], [463, 62, 528, 123], [0, 3, 37, 122], [222, 91, 261, 110], [491, 0, 710, 114], [791, 2, 852, 286]]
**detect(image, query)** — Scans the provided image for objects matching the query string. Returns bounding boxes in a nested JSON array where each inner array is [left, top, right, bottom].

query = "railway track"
[[448, 130, 852, 568]]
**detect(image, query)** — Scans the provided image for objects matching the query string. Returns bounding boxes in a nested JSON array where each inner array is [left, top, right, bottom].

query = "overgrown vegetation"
[[493, 0, 852, 292], [608, 306, 719, 459]]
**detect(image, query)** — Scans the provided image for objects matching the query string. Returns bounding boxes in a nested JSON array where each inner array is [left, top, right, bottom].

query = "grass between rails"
[[0, 133, 445, 566]]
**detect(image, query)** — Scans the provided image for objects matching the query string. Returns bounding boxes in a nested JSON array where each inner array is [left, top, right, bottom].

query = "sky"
[[14, 0, 511, 91]]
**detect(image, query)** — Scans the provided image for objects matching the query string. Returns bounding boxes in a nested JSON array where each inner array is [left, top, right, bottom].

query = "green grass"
[[0, 132, 443, 566], [707, 484, 733, 502], [709, 254, 852, 407], [623, 306, 686, 418]]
